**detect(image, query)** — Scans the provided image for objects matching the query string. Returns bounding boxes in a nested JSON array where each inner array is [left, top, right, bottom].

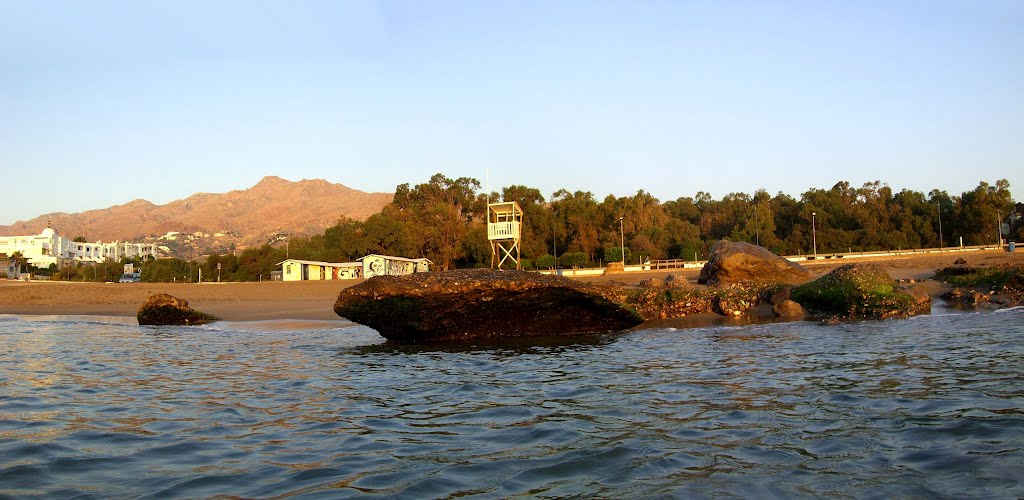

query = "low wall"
[[787, 245, 996, 263], [538, 245, 1002, 277]]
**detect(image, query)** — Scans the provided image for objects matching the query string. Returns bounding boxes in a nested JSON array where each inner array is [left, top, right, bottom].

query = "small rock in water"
[[138, 294, 219, 326]]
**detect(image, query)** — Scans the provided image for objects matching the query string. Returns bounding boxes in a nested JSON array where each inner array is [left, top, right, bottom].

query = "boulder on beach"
[[790, 263, 928, 320], [137, 294, 219, 326], [334, 269, 643, 342], [697, 240, 811, 286]]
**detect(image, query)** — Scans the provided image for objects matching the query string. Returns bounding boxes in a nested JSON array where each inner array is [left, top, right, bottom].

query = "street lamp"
[[936, 200, 943, 249], [811, 212, 817, 258], [619, 216, 625, 265], [552, 215, 557, 264], [997, 210, 1002, 248], [754, 205, 759, 247]]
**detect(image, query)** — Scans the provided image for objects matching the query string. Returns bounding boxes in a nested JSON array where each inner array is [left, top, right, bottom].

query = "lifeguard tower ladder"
[[487, 201, 523, 270]]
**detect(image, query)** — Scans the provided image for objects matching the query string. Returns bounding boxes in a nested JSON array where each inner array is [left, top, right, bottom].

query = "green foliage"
[[603, 246, 633, 264], [559, 252, 587, 269], [142, 258, 192, 282], [535, 254, 556, 270], [936, 265, 1023, 290]]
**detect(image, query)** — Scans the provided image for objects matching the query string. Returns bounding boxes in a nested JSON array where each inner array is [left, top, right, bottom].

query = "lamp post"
[[997, 210, 1002, 248], [619, 216, 625, 265], [936, 200, 943, 249], [754, 205, 759, 247], [552, 215, 557, 265], [811, 212, 817, 258]]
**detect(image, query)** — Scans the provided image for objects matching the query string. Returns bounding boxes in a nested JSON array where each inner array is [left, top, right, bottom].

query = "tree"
[[559, 252, 587, 269], [550, 189, 600, 261], [954, 180, 1014, 245], [390, 173, 482, 270], [604, 246, 632, 264], [534, 254, 557, 270]]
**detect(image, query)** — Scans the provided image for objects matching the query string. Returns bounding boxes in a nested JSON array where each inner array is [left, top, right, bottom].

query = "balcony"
[[488, 221, 520, 240]]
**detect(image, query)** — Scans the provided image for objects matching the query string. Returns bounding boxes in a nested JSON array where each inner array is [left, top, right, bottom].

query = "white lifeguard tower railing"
[[487, 200, 523, 270]]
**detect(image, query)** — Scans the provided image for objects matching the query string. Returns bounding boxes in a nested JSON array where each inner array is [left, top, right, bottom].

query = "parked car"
[[118, 272, 141, 283]]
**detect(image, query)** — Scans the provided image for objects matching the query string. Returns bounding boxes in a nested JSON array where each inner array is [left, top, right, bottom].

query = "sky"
[[1, 0, 1022, 225]]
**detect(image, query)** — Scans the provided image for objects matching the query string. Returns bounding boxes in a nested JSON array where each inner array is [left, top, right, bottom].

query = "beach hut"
[[278, 259, 362, 281], [358, 254, 431, 279]]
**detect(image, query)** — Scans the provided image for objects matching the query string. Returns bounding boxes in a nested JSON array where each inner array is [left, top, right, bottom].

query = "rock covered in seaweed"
[[137, 294, 219, 326], [698, 240, 811, 286], [936, 262, 1024, 309], [790, 263, 929, 320], [333, 269, 643, 342]]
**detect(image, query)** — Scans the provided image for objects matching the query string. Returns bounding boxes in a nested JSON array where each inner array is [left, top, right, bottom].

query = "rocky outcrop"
[[790, 264, 928, 320], [698, 240, 811, 285], [333, 269, 643, 342], [937, 263, 1024, 309], [337, 260, 940, 342], [137, 294, 219, 326]]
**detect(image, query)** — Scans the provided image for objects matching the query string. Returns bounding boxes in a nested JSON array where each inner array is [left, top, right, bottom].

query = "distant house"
[[358, 254, 431, 278], [278, 259, 362, 281]]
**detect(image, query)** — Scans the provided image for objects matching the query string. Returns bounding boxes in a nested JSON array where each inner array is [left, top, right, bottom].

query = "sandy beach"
[[1, 249, 1021, 322]]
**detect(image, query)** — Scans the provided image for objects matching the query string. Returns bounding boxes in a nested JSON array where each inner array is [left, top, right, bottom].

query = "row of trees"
[[275, 175, 1018, 272], [36, 175, 1020, 282]]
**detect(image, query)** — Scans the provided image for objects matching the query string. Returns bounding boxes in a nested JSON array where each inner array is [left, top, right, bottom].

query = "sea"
[[1, 307, 1022, 498]]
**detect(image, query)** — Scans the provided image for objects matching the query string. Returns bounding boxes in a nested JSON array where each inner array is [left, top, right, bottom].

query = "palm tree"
[[9, 251, 27, 278]]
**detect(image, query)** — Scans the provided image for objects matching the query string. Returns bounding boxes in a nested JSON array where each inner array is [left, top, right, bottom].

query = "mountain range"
[[0, 176, 393, 255]]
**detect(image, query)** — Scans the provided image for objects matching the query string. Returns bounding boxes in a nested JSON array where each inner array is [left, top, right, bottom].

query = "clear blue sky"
[[2, 0, 1021, 225]]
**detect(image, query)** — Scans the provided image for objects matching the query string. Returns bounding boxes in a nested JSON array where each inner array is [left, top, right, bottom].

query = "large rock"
[[772, 300, 806, 318], [790, 264, 928, 320], [334, 269, 643, 342], [698, 240, 811, 285], [137, 294, 219, 326]]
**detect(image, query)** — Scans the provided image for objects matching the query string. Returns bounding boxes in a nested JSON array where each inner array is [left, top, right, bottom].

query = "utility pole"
[[754, 205, 759, 247], [936, 200, 943, 249], [619, 216, 625, 264], [997, 210, 1002, 248], [812, 212, 817, 258], [552, 216, 556, 264]]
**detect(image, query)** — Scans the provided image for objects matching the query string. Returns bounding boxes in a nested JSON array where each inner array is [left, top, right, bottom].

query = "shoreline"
[[2, 250, 1020, 324]]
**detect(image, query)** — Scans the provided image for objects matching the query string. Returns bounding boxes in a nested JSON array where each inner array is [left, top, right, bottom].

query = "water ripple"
[[0, 312, 1022, 497]]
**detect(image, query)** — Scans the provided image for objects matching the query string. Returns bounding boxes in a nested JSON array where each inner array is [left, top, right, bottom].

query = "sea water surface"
[[1, 309, 1022, 498]]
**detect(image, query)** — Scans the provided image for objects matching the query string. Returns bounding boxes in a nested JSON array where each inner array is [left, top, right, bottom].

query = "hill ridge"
[[0, 177, 393, 256]]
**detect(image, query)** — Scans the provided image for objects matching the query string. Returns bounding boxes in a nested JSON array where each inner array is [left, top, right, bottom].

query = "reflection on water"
[[1, 311, 1022, 497]]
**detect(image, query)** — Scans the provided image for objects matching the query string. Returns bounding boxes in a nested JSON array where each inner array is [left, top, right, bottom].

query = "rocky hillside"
[[0, 176, 392, 255]]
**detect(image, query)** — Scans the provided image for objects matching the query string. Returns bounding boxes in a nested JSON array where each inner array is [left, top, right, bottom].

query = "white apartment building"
[[0, 227, 158, 269]]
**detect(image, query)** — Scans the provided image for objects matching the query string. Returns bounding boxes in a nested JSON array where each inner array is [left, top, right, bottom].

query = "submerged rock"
[[790, 264, 928, 320], [334, 269, 643, 342], [772, 300, 805, 318], [698, 240, 811, 286], [137, 294, 219, 326]]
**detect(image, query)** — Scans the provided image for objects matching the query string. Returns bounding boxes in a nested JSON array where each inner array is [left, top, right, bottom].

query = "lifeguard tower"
[[487, 201, 523, 270]]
